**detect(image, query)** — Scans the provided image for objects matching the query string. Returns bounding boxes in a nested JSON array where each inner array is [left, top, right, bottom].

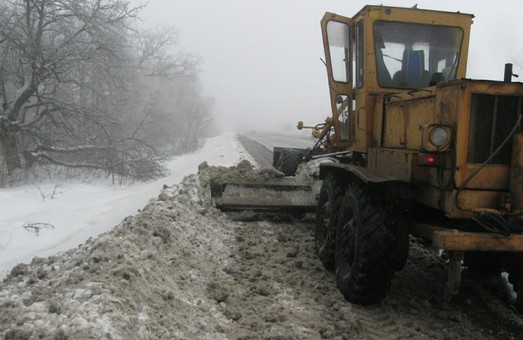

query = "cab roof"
[[352, 5, 474, 21]]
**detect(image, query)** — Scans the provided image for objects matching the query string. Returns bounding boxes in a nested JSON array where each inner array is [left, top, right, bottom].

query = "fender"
[[319, 162, 402, 184], [318, 162, 413, 199]]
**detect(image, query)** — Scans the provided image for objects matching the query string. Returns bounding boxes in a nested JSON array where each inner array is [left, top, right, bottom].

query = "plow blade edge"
[[210, 181, 317, 213]]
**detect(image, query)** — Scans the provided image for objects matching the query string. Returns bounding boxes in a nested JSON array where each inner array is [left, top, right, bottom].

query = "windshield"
[[374, 21, 463, 89]]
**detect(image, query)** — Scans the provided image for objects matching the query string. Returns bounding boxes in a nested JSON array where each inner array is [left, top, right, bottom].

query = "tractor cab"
[[321, 6, 473, 151]]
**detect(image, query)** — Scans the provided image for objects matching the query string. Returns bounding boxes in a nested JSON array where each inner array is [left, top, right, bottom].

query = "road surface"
[[237, 130, 315, 168]]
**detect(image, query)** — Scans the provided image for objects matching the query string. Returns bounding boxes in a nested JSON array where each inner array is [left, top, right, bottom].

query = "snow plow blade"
[[210, 180, 317, 213]]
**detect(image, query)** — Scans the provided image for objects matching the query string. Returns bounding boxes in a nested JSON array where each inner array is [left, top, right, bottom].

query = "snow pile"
[[0, 133, 255, 279], [197, 158, 322, 221], [197, 157, 323, 195], [0, 174, 238, 339], [0, 155, 323, 339]]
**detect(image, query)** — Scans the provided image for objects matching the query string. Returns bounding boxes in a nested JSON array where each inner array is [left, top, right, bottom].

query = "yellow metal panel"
[[352, 91, 367, 153], [371, 148, 414, 182], [416, 185, 508, 219], [458, 164, 511, 189], [433, 230, 523, 251], [453, 189, 505, 214], [434, 83, 460, 125], [405, 97, 435, 150], [352, 91, 380, 153], [372, 95, 384, 147], [382, 102, 405, 148]]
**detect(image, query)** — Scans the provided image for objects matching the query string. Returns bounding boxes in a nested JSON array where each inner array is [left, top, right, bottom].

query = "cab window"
[[373, 21, 463, 89], [326, 21, 351, 83]]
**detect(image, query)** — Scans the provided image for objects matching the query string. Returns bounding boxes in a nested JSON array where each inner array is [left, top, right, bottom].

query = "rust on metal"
[[433, 230, 523, 251]]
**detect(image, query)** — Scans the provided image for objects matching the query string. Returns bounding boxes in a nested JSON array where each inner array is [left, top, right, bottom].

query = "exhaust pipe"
[[504, 63, 519, 83]]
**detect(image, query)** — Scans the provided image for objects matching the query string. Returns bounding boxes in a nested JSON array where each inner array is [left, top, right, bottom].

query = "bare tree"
[[135, 27, 200, 80], [0, 2, 151, 185], [0, 0, 211, 187], [123, 27, 211, 156]]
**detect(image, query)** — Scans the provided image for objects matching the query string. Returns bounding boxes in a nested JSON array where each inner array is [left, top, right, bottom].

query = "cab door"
[[321, 12, 354, 148]]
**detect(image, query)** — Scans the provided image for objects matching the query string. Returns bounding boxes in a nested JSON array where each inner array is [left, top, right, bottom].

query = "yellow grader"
[[212, 5, 523, 310]]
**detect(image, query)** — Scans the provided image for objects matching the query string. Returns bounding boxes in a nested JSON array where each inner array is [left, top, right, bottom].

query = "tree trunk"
[[0, 140, 6, 188], [0, 124, 21, 186]]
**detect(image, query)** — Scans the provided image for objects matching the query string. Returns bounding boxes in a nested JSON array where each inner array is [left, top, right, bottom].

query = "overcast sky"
[[132, 0, 523, 133]]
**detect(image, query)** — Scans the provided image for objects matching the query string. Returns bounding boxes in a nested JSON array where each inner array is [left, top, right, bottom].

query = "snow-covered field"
[[0, 133, 254, 279]]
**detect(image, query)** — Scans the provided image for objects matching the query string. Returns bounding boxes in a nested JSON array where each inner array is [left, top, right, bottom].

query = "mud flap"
[[210, 180, 317, 213]]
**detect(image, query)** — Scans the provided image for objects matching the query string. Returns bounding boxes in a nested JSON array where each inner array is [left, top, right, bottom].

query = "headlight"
[[429, 127, 450, 147], [421, 125, 452, 152]]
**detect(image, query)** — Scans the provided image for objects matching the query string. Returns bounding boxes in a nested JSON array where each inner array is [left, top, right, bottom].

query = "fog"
[[133, 0, 523, 133]]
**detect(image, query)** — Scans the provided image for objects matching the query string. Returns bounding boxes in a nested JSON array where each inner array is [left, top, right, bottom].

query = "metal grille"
[[468, 94, 522, 164]]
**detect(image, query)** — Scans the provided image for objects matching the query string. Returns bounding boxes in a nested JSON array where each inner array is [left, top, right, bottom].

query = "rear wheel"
[[315, 173, 344, 270], [335, 183, 397, 304], [276, 149, 301, 176]]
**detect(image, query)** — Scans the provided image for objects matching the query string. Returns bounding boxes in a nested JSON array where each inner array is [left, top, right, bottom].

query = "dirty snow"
[[2, 133, 523, 339]]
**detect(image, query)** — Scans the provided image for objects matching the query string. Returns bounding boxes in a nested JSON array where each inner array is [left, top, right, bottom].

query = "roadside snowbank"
[[0, 133, 255, 279], [0, 174, 236, 339]]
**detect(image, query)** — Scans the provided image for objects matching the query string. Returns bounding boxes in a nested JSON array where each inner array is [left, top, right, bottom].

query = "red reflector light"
[[418, 154, 443, 167]]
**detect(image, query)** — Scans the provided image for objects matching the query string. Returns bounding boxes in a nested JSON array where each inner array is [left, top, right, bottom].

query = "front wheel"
[[335, 183, 398, 304], [315, 173, 344, 270], [276, 149, 301, 176]]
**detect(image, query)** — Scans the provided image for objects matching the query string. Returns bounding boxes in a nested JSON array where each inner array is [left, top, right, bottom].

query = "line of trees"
[[0, 0, 212, 187]]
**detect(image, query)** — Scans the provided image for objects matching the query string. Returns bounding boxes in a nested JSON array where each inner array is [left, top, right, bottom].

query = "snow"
[[0, 133, 255, 279], [2, 133, 523, 339]]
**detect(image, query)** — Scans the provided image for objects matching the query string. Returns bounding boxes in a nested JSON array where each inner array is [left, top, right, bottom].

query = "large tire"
[[335, 182, 398, 304], [276, 149, 301, 176], [315, 173, 344, 270]]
